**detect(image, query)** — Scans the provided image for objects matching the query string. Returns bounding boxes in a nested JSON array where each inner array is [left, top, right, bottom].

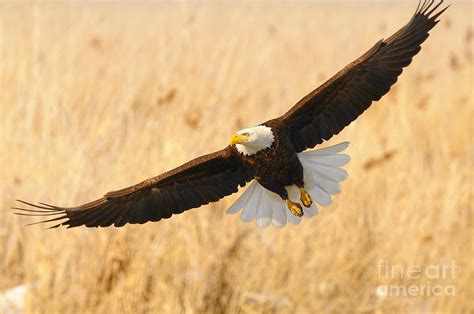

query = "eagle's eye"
[[242, 132, 250, 137]]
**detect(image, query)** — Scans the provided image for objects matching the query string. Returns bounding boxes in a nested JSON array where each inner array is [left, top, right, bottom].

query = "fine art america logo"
[[376, 260, 457, 298]]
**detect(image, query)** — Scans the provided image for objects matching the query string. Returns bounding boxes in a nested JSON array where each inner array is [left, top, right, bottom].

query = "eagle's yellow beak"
[[230, 133, 249, 145]]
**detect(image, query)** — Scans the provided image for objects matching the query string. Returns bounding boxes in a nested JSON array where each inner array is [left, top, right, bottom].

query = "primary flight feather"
[[15, 1, 448, 228]]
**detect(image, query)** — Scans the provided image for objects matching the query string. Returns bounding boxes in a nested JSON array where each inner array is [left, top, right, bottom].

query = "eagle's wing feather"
[[278, 0, 448, 152], [14, 147, 252, 228]]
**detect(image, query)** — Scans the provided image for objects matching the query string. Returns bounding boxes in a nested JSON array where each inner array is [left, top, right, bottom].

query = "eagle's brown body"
[[235, 121, 304, 199]]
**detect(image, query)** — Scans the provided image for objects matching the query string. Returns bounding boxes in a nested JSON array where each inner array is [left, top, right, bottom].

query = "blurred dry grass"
[[1, 2, 473, 313]]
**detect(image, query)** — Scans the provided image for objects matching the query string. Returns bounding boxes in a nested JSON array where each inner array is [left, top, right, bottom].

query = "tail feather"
[[226, 181, 256, 214], [309, 186, 332, 207], [239, 182, 259, 222], [303, 154, 350, 167], [304, 204, 318, 218], [302, 162, 349, 182], [271, 198, 287, 228], [310, 175, 341, 195], [256, 189, 272, 228], [304, 141, 349, 155], [225, 142, 350, 228]]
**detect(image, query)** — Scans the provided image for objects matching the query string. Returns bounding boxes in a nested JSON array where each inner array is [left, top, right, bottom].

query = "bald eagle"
[[15, 1, 448, 228]]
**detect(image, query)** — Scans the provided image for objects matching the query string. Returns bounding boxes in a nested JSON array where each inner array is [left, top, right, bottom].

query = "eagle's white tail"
[[225, 142, 350, 228]]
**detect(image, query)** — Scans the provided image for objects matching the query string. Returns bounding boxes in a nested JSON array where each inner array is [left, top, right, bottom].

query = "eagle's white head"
[[230, 125, 275, 156]]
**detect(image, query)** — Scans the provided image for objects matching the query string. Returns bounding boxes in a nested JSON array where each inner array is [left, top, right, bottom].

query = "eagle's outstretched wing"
[[278, 0, 448, 152], [15, 148, 252, 228]]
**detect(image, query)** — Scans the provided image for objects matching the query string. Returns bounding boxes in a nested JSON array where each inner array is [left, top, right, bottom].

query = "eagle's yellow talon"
[[286, 200, 303, 217], [300, 188, 312, 208]]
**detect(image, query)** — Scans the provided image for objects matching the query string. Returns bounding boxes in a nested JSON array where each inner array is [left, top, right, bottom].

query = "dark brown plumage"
[[280, 0, 448, 152], [15, 1, 447, 228], [16, 149, 252, 228], [238, 120, 304, 200]]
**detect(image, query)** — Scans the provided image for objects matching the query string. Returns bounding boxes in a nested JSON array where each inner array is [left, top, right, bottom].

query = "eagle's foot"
[[286, 200, 303, 217], [300, 188, 313, 208]]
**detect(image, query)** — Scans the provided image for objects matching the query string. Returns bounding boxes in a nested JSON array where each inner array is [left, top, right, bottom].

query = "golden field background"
[[1, 2, 473, 313]]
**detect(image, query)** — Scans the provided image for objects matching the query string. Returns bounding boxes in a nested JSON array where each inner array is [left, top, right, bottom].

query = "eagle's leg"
[[286, 200, 303, 217], [299, 187, 313, 208], [258, 180, 304, 217]]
